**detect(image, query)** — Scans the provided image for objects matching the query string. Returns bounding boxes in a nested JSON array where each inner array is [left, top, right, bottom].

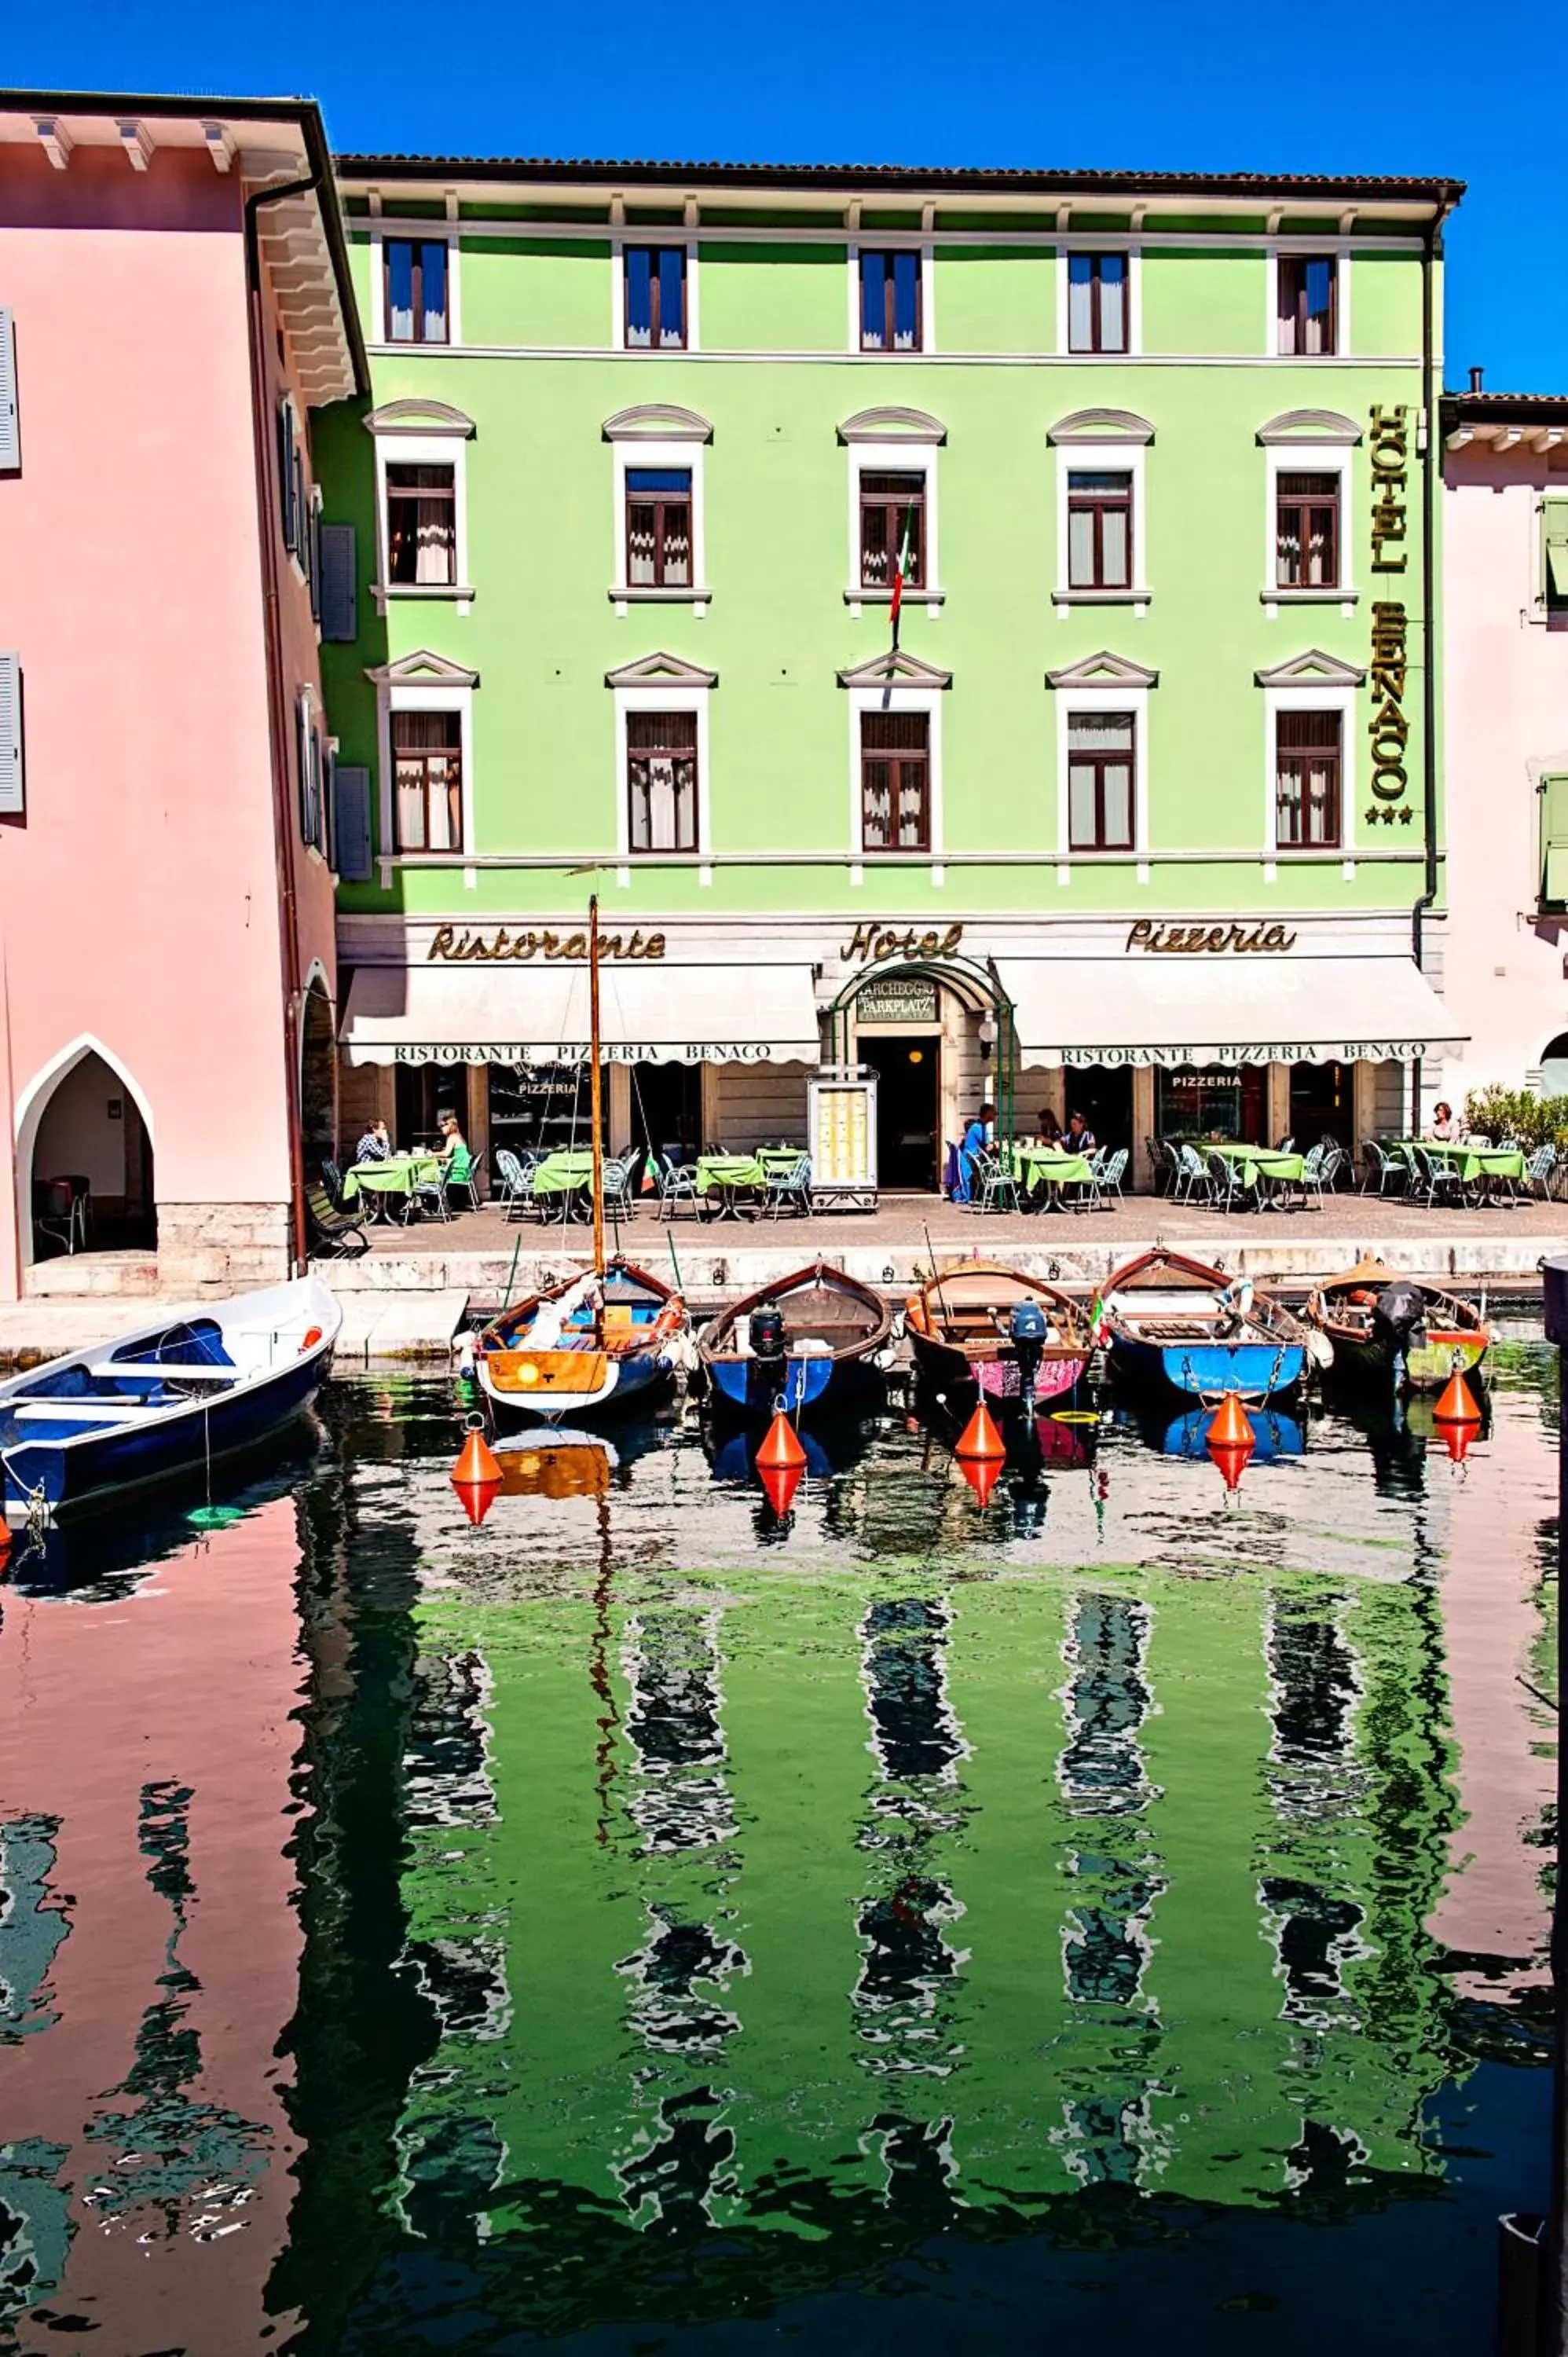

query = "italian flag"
[[1087, 1292, 1108, 1348], [889, 504, 916, 643]]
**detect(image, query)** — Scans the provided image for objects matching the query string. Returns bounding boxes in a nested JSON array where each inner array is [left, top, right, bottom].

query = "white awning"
[[340, 962, 823, 1068], [1002, 953, 1465, 1070]]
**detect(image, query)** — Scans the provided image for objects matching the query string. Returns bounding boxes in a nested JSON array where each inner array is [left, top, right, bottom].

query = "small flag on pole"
[[889, 504, 916, 647], [1087, 1292, 1108, 1348]]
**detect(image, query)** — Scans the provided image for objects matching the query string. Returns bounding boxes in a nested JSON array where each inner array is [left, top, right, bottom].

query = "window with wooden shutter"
[[333, 765, 373, 881], [1544, 497, 1568, 630], [1540, 772, 1568, 907], [0, 651, 22, 816], [0, 308, 18, 473], [319, 523, 357, 643], [277, 399, 299, 555]]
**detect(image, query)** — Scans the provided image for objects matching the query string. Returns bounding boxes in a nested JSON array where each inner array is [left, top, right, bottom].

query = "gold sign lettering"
[[839, 922, 965, 965], [426, 925, 666, 964], [1124, 920, 1298, 955], [1364, 401, 1413, 824]]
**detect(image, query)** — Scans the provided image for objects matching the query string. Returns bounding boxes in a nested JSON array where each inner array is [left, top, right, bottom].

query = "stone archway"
[[299, 973, 338, 1186], [17, 1039, 156, 1266]]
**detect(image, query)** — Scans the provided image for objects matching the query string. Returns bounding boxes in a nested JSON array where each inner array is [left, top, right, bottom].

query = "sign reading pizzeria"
[[1125, 920, 1298, 955]]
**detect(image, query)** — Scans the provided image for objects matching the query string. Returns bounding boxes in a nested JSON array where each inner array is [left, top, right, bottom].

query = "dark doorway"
[[396, 1065, 475, 1154], [632, 1061, 702, 1168], [1058, 1070, 1134, 1158], [861, 1034, 940, 1189], [1288, 1061, 1352, 1152]]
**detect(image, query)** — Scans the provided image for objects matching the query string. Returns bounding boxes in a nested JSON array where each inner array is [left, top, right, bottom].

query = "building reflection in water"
[[0, 1501, 308, 2355]]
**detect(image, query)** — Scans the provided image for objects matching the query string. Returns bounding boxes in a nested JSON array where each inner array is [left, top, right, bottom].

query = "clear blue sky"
[[8, 0, 1563, 391]]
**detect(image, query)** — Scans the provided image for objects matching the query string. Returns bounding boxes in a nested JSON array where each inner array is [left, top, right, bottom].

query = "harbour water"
[[0, 1340, 1558, 2354]]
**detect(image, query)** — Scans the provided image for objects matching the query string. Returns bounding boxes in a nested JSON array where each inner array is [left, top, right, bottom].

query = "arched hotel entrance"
[[826, 955, 1017, 1193]]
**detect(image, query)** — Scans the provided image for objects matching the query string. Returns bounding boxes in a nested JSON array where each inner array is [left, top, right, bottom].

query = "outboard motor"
[[1009, 1299, 1050, 1416], [1372, 1279, 1427, 1393], [750, 1303, 787, 1372]]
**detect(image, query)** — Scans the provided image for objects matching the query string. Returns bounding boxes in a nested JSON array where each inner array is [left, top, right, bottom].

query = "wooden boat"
[[904, 1259, 1092, 1413], [700, 1260, 893, 1418], [474, 1259, 688, 1426], [0, 1275, 340, 1526], [1102, 1248, 1307, 1401], [1305, 1258, 1490, 1393]]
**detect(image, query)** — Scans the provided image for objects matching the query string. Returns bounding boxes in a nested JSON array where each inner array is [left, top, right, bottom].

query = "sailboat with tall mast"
[[473, 895, 689, 1428]]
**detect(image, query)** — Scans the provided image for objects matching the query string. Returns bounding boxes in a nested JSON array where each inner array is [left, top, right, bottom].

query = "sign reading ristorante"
[[427, 924, 665, 963]]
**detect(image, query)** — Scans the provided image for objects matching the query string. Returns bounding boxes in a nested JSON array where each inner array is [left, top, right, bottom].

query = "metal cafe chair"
[[1099, 1146, 1130, 1204], [449, 1146, 485, 1212], [971, 1148, 1021, 1215], [1171, 1144, 1211, 1206], [1526, 1144, 1558, 1201], [1359, 1139, 1409, 1197], [1205, 1150, 1252, 1214], [656, 1153, 701, 1222], [1411, 1144, 1464, 1213], [764, 1153, 814, 1219]]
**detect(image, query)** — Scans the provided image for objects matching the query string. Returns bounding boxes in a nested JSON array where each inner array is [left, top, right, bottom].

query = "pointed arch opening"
[[300, 968, 339, 1187], [16, 1037, 156, 1268]]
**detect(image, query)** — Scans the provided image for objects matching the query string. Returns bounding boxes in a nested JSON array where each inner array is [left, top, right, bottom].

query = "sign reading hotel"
[[840, 922, 965, 965], [1366, 404, 1412, 828]]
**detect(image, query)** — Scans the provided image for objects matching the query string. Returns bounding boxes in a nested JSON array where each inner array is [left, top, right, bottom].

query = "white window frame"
[[612, 236, 701, 354], [613, 680, 713, 886], [1055, 244, 1142, 358], [848, 681, 945, 884], [377, 678, 477, 883], [846, 241, 935, 357], [1054, 440, 1149, 613], [1262, 683, 1357, 865], [1262, 441, 1357, 617], [1055, 685, 1149, 862], [372, 431, 472, 615], [368, 222, 463, 348], [611, 438, 708, 611], [1266, 244, 1352, 360], [845, 437, 943, 617]]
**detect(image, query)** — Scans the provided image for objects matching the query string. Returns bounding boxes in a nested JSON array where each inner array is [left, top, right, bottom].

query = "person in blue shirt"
[[356, 1118, 392, 1164], [954, 1102, 995, 1203]]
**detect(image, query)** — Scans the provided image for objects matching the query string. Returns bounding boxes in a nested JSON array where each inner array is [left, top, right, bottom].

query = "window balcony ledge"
[[610, 585, 711, 608], [847, 587, 946, 607], [1262, 588, 1360, 613], [1051, 588, 1152, 607], [372, 582, 475, 617]]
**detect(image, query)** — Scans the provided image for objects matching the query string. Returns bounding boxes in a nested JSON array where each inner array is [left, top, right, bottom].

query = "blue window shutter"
[[0, 310, 18, 472], [334, 764, 372, 881], [0, 651, 22, 813], [319, 523, 357, 642]]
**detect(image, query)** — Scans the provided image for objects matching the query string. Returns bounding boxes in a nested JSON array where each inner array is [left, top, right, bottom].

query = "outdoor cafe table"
[[340, 1154, 441, 1219], [530, 1149, 597, 1221], [1391, 1139, 1527, 1196], [1207, 1141, 1306, 1204], [1007, 1144, 1096, 1208], [696, 1153, 767, 1220]]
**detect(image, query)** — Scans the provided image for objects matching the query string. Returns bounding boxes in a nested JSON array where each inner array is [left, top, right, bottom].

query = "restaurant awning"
[[1002, 952, 1465, 1069], [339, 961, 823, 1067]]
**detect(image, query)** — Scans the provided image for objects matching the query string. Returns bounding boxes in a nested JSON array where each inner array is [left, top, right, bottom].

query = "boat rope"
[[0, 1445, 51, 1545]]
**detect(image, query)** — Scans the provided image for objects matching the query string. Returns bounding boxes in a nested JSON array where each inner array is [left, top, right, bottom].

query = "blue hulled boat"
[[1102, 1248, 1306, 1402], [700, 1260, 893, 1420], [0, 1276, 340, 1526]]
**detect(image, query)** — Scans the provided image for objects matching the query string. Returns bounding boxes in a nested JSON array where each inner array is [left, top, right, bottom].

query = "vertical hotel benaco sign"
[[1366, 404, 1412, 828]]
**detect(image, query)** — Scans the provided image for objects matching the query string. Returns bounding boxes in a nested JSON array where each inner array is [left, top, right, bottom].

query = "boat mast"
[[588, 893, 605, 1278]]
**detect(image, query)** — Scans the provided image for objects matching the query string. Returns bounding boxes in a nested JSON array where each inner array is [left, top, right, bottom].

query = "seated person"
[[1426, 1101, 1459, 1142], [1037, 1108, 1063, 1145], [1064, 1109, 1097, 1155], [954, 1102, 996, 1203], [436, 1110, 473, 1186], [356, 1117, 392, 1164]]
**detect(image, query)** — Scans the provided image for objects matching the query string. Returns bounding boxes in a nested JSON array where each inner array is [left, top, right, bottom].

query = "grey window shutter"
[[277, 401, 298, 554], [334, 764, 372, 881], [320, 523, 357, 641], [0, 310, 17, 472], [0, 651, 21, 813]]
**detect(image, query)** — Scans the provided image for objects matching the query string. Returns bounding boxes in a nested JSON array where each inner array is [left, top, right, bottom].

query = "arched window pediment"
[[1048, 408, 1155, 447], [837, 406, 947, 446], [363, 398, 475, 439], [602, 403, 713, 444], [1257, 408, 1362, 447]]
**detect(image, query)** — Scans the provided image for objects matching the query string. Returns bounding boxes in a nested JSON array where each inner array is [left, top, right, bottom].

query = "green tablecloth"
[[340, 1154, 441, 1203], [531, 1150, 596, 1197], [757, 1147, 807, 1174], [1009, 1146, 1095, 1190], [1393, 1141, 1526, 1182], [696, 1154, 766, 1195], [1208, 1144, 1306, 1184]]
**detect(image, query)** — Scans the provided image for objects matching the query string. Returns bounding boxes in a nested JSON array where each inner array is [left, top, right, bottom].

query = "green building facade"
[[317, 161, 1464, 1188]]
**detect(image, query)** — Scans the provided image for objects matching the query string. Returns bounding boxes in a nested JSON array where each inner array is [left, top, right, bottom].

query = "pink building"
[[1442, 384, 1568, 1105], [0, 93, 365, 1303]]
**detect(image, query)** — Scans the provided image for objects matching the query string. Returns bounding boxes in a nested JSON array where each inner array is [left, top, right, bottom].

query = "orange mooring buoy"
[[759, 1458, 804, 1519], [954, 1398, 1006, 1461], [453, 1420, 504, 1485], [756, 1409, 807, 1472], [959, 1452, 1003, 1508], [454, 1476, 500, 1526], [1438, 1417, 1474, 1466], [1434, 1368, 1482, 1427], [1207, 1391, 1254, 1448]]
